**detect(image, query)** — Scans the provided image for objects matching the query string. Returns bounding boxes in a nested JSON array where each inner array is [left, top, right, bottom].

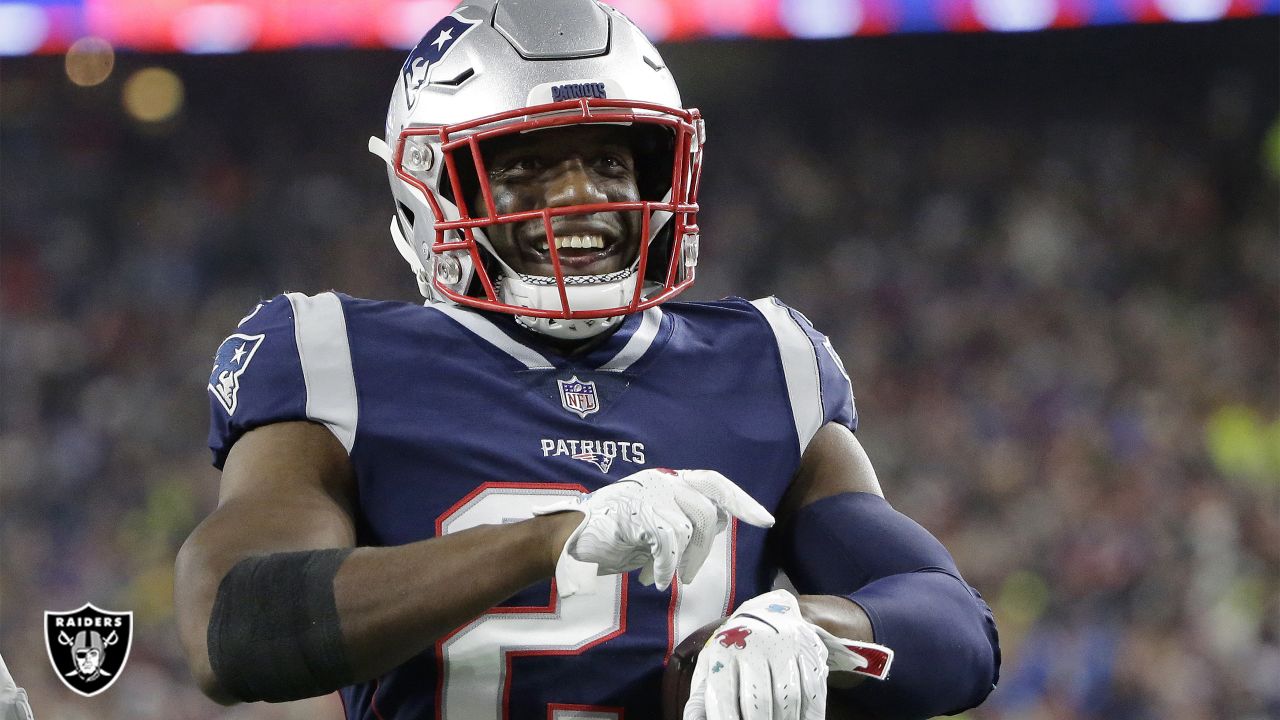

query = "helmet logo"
[[400, 14, 480, 111]]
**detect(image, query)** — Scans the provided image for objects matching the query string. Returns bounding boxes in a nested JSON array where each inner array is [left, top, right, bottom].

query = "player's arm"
[[173, 420, 580, 705], [175, 421, 769, 706], [777, 420, 881, 649], [776, 421, 1001, 718]]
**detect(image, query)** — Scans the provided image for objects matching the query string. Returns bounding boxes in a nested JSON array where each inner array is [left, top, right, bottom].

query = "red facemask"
[[394, 97, 705, 321]]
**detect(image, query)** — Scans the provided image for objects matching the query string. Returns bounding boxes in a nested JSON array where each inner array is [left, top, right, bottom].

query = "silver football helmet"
[[370, 0, 705, 339]]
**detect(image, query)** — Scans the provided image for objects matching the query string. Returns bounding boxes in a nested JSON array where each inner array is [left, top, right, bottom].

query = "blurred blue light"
[[779, 0, 864, 38], [1155, 0, 1230, 22], [974, 0, 1058, 32], [0, 3, 49, 55]]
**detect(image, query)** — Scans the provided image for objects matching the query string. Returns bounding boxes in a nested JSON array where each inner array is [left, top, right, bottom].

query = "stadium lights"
[[122, 67, 185, 123], [779, 0, 866, 39], [0, 3, 47, 55], [1, 0, 1276, 55], [171, 4, 260, 54], [64, 37, 115, 87], [973, 0, 1059, 32], [1155, 0, 1232, 22]]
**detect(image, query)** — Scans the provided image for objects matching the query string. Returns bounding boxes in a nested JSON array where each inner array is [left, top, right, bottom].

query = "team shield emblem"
[[400, 14, 480, 110], [208, 332, 264, 416], [45, 603, 133, 697], [558, 376, 600, 418]]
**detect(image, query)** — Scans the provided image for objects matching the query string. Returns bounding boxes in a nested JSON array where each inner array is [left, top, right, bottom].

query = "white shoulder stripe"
[[598, 307, 663, 372], [428, 302, 555, 370], [286, 292, 359, 452], [750, 297, 823, 453]]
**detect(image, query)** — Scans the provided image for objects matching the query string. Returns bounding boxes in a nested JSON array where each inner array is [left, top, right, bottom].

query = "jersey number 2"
[[434, 482, 736, 720]]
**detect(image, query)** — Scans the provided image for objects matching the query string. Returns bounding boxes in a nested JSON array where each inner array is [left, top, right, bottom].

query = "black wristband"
[[208, 548, 354, 702]]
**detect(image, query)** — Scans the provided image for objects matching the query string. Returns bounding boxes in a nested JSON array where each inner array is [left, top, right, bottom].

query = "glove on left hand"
[[682, 589, 894, 720]]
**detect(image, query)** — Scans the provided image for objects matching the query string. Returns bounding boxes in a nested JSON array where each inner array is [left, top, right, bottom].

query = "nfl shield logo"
[[44, 603, 133, 697], [558, 375, 600, 418]]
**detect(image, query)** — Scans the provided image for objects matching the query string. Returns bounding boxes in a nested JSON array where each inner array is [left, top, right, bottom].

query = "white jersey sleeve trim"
[[286, 292, 359, 452], [428, 302, 555, 370], [598, 307, 663, 373], [750, 297, 823, 453]]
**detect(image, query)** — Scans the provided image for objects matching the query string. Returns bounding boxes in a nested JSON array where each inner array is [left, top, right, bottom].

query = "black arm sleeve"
[[208, 548, 354, 702], [774, 492, 1000, 719]]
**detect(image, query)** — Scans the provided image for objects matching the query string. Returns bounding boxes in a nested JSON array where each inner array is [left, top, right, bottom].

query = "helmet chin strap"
[[489, 191, 675, 340], [499, 269, 639, 340]]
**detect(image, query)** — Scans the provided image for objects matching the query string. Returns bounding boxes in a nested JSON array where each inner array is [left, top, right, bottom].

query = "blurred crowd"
[[2, 19, 1276, 720]]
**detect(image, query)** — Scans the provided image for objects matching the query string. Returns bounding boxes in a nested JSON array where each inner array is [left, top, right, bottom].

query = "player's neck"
[[516, 324, 620, 358]]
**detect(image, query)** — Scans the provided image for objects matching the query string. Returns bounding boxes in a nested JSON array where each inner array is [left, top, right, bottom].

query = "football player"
[[174, 1, 1000, 718]]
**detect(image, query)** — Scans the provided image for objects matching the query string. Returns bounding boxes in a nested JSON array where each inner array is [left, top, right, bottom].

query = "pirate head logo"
[[45, 603, 133, 696]]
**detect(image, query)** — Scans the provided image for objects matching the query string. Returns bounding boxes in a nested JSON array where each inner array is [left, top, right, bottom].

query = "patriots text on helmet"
[[551, 82, 608, 102]]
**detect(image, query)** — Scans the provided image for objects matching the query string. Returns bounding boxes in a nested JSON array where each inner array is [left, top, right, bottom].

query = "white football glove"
[[533, 468, 775, 596], [683, 589, 894, 720]]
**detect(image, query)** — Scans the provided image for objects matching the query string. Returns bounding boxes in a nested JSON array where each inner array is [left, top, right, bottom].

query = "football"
[[662, 619, 724, 719], [662, 617, 875, 718]]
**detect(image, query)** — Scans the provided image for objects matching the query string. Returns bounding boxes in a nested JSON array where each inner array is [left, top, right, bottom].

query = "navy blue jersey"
[[206, 293, 855, 720]]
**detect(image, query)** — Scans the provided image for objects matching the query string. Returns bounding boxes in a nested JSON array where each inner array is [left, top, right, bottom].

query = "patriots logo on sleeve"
[[401, 14, 479, 110], [208, 333, 265, 416]]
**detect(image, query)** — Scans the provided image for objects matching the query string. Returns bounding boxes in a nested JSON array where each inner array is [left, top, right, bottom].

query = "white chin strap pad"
[[500, 271, 640, 340]]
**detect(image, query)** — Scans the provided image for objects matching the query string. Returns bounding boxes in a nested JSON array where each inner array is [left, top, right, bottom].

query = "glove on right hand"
[[533, 468, 775, 596]]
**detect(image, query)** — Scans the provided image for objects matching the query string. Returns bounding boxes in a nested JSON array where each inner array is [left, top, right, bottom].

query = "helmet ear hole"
[[397, 201, 416, 229]]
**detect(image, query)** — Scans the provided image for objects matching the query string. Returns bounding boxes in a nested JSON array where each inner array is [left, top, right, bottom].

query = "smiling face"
[[473, 124, 643, 277]]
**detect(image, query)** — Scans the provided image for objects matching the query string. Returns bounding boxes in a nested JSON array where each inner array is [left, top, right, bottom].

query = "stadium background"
[[1, 1, 1277, 718]]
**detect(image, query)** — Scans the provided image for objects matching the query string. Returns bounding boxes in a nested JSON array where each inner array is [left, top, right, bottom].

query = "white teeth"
[[533, 235, 605, 253], [552, 234, 604, 250]]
